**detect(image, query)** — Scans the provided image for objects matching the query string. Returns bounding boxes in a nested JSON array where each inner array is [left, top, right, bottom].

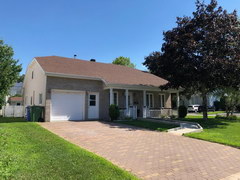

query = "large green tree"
[[112, 56, 135, 68], [0, 40, 22, 107], [17, 74, 25, 83], [144, 0, 240, 120]]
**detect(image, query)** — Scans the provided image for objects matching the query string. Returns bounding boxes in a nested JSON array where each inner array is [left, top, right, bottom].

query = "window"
[[113, 92, 118, 105], [146, 93, 154, 108], [39, 93, 43, 104], [33, 91, 35, 105], [159, 94, 165, 108], [89, 94, 96, 106], [17, 103, 21, 106], [25, 96, 28, 106], [32, 71, 34, 79], [128, 92, 133, 106]]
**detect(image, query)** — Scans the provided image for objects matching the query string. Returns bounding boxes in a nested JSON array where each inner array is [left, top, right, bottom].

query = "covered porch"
[[107, 86, 180, 119]]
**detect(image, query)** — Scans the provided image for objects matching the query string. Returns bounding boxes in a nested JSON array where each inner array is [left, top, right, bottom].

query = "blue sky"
[[1, 0, 239, 74]]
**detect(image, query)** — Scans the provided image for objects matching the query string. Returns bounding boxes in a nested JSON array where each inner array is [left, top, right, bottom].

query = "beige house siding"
[[45, 76, 109, 122], [23, 59, 46, 107]]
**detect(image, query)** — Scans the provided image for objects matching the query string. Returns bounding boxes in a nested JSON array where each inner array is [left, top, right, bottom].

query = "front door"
[[88, 92, 99, 119]]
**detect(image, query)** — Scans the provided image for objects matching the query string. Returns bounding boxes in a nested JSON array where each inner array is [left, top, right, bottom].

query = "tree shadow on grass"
[[181, 118, 238, 129]]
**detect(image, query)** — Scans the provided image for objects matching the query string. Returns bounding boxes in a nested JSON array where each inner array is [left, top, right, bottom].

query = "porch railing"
[[143, 107, 176, 118], [119, 106, 138, 119]]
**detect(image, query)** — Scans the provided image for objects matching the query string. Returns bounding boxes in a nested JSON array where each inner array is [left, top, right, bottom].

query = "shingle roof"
[[9, 97, 23, 102], [35, 56, 168, 87]]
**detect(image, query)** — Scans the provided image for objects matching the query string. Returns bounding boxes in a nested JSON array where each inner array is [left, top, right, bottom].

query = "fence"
[[2, 106, 25, 117]]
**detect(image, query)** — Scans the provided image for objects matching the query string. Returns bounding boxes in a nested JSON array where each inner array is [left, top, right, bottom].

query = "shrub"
[[226, 115, 237, 120], [215, 114, 237, 120], [215, 115, 225, 119], [109, 104, 120, 121], [178, 105, 187, 118], [160, 115, 167, 119], [170, 115, 176, 119]]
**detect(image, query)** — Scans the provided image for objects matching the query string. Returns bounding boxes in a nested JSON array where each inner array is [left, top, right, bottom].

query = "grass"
[[187, 111, 226, 117], [117, 120, 177, 131], [186, 115, 216, 119], [182, 116, 240, 148], [0, 117, 138, 180], [207, 111, 225, 115]]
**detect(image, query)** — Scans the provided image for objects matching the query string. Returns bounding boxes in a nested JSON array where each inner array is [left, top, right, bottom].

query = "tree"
[[214, 88, 240, 116], [143, 0, 240, 120], [112, 56, 135, 68], [0, 40, 22, 108], [17, 74, 25, 83]]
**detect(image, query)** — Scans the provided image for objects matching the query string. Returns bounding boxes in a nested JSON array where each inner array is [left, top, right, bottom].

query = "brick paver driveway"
[[41, 121, 240, 180]]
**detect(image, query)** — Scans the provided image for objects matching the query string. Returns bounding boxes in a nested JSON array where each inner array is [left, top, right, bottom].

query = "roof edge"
[[105, 83, 178, 92], [45, 72, 107, 85]]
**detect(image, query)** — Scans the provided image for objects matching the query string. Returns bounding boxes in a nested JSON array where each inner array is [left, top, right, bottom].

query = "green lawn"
[[182, 116, 240, 148], [207, 111, 225, 115], [187, 111, 225, 117], [0, 117, 138, 180], [117, 120, 177, 131], [186, 115, 216, 119]]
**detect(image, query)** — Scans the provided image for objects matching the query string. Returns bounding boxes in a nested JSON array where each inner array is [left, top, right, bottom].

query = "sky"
[[1, 0, 240, 74]]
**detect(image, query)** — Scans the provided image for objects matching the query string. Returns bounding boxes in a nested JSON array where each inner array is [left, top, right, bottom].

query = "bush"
[[178, 105, 187, 118], [215, 115, 225, 119], [109, 104, 120, 121], [215, 114, 237, 120], [170, 115, 177, 119], [226, 115, 237, 120]]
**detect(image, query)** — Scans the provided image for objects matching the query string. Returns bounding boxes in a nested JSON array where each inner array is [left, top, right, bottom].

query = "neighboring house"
[[180, 94, 217, 107], [1, 83, 24, 117], [23, 56, 179, 122], [4, 82, 23, 106], [8, 96, 23, 106]]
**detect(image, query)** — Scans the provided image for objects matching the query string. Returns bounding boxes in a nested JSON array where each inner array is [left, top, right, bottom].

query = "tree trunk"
[[231, 106, 235, 116], [202, 93, 208, 121], [226, 107, 230, 117]]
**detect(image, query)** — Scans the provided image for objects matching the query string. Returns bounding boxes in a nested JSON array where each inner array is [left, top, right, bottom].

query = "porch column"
[[110, 88, 114, 105], [143, 90, 146, 118], [125, 89, 129, 116], [177, 92, 180, 108]]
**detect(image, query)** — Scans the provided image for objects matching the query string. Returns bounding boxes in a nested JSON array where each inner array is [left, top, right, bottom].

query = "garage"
[[51, 90, 85, 121]]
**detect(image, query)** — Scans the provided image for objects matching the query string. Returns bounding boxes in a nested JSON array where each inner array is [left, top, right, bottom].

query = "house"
[[4, 82, 23, 106], [8, 96, 23, 106], [23, 56, 179, 122], [180, 94, 217, 107], [1, 82, 24, 117]]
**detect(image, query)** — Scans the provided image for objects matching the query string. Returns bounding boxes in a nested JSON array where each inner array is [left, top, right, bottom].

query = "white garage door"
[[51, 91, 85, 121]]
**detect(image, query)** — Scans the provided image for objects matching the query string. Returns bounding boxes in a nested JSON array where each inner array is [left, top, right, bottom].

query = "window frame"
[[146, 93, 154, 108], [89, 94, 97, 106], [113, 91, 118, 106], [159, 94, 165, 108], [39, 93, 43, 105]]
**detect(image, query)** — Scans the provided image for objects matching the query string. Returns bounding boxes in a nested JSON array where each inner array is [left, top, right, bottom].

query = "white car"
[[188, 105, 200, 113]]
